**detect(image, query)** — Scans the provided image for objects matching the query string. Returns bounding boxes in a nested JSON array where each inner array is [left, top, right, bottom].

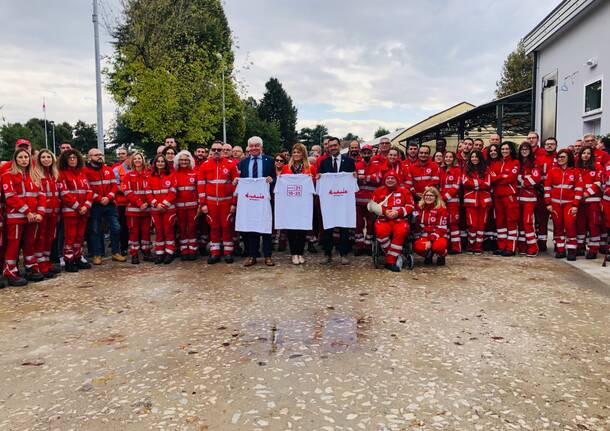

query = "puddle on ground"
[[238, 311, 371, 360]]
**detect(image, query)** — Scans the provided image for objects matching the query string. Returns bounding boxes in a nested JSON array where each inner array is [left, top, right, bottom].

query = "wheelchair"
[[371, 215, 415, 271]]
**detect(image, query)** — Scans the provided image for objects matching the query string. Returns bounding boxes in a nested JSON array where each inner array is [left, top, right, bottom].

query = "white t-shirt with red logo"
[[274, 174, 315, 230], [235, 178, 272, 233], [316, 173, 359, 229]]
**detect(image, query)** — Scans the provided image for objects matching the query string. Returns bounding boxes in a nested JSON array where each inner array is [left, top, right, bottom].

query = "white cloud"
[[298, 118, 405, 142]]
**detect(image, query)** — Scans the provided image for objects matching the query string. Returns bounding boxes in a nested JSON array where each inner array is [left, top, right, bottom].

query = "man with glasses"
[[232, 145, 245, 161], [198, 141, 239, 264], [372, 137, 392, 171], [221, 143, 233, 161], [584, 133, 610, 166], [84, 149, 126, 265]]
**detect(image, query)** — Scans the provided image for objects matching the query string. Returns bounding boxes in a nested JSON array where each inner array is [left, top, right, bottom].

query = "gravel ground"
[[0, 253, 608, 431]]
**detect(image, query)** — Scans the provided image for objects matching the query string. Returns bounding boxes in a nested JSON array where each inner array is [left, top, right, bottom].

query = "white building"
[[524, 0, 608, 146]]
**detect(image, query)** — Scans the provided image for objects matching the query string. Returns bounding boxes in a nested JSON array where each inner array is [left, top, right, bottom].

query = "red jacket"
[[112, 161, 130, 206], [461, 170, 492, 207], [536, 152, 557, 183], [372, 186, 415, 219], [579, 165, 603, 203], [409, 159, 440, 195], [146, 173, 177, 212], [123, 169, 150, 216], [490, 157, 519, 197], [197, 159, 238, 206], [517, 161, 541, 203], [355, 159, 382, 204], [440, 166, 461, 204], [58, 168, 93, 217], [280, 163, 317, 177], [371, 154, 390, 172], [544, 167, 582, 206], [414, 204, 448, 241], [174, 167, 199, 210], [40, 171, 61, 216], [84, 163, 118, 204], [2, 171, 46, 224]]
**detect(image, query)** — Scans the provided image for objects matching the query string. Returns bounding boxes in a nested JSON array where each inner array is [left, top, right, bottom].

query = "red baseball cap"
[[361, 144, 373, 151], [15, 139, 32, 149]]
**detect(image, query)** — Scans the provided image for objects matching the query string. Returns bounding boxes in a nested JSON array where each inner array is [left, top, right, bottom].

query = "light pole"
[[43, 97, 48, 149], [50, 121, 56, 155], [215, 53, 227, 143], [92, 0, 104, 152]]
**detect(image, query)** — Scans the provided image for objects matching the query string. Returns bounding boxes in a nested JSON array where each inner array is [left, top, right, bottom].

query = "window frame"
[[583, 76, 603, 117]]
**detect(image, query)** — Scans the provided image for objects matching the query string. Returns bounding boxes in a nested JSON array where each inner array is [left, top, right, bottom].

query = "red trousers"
[[127, 215, 151, 256], [465, 206, 488, 252], [152, 211, 176, 256], [375, 218, 409, 265], [414, 236, 448, 257], [206, 202, 234, 256], [447, 202, 461, 252], [3, 223, 40, 278], [518, 202, 538, 255], [36, 215, 58, 273], [576, 202, 602, 254], [550, 203, 577, 253], [177, 208, 198, 256], [355, 205, 375, 250], [535, 194, 550, 247], [64, 216, 87, 264], [494, 195, 519, 252]]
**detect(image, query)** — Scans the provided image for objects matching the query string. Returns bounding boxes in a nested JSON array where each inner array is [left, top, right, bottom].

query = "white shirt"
[[274, 174, 315, 230], [331, 156, 341, 172], [316, 172, 359, 229], [235, 178, 272, 233]]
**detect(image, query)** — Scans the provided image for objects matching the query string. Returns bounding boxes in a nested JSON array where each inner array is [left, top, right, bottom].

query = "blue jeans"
[[90, 203, 121, 256]]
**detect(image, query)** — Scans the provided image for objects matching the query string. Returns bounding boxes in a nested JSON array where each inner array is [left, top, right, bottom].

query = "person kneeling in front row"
[[413, 187, 449, 265]]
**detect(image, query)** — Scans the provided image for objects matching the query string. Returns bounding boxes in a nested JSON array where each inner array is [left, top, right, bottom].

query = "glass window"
[[584, 79, 602, 114]]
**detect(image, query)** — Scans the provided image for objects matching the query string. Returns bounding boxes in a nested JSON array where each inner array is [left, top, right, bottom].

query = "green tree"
[[343, 132, 359, 141], [243, 97, 281, 155], [495, 40, 533, 98], [257, 78, 297, 147], [107, 0, 240, 151], [298, 124, 328, 148], [72, 120, 98, 153], [374, 127, 390, 138], [53, 122, 74, 145]]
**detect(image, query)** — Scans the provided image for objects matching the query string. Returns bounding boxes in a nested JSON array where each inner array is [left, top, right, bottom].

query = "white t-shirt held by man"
[[316, 172, 359, 229], [235, 178, 272, 234]]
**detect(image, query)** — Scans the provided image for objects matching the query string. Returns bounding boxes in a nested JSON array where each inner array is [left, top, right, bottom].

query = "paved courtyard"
[[0, 253, 608, 431]]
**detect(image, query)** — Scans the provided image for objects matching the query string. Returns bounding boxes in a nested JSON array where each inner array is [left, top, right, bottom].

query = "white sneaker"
[[80, 256, 88, 263], [298, 255, 305, 264], [292, 255, 299, 265]]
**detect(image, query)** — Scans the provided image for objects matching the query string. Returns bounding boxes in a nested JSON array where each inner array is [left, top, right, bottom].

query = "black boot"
[[131, 255, 140, 264], [49, 263, 62, 274], [586, 252, 597, 260], [163, 254, 174, 264], [224, 254, 234, 264], [142, 252, 153, 262], [207, 255, 221, 264], [25, 270, 45, 282], [0, 277, 6, 288], [77, 259, 92, 270], [539, 242, 547, 252], [567, 252, 576, 261], [65, 262, 79, 273], [7, 275, 28, 287], [501, 250, 515, 257], [437, 256, 446, 266], [307, 242, 318, 254], [154, 255, 164, 265], [555, 251, 566, 259]]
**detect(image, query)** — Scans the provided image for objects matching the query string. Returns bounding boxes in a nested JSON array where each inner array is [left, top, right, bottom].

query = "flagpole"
[[43, 97, 48, 149]]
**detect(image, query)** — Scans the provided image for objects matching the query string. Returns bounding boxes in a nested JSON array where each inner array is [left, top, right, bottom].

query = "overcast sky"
[[0, 0, 558, 141]]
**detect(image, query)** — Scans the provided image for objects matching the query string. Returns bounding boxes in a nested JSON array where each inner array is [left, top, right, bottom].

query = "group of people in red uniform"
[[0, 130, 608, 284]]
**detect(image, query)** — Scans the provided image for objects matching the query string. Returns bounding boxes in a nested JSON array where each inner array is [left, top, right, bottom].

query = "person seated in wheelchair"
[[413, 186, 449, 266], [372, 170, 415, 272]]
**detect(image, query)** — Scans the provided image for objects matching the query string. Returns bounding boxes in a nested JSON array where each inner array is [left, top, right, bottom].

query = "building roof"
[[362, 128, 406, 147], [390, 102, 475, 145], [523, 0, 602, 54]]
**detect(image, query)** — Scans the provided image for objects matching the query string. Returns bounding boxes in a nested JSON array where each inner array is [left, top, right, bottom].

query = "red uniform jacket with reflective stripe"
[[2, 172, 46, 224], [123, 169, 150, 216], [578, 164, 603, 203], [372, 186, 414, 219], [517, 161, 541, 202], [40, 172, 61, 216], [174, 168, 199, 210], [490, 158, 520, 197], [197, 159, 238, 206], [440, 166, 461, 204], [535, 152, 557, 182], [409, 160, 440, 195], [544, 167, 582, 206], [414, 205, 448, 241], [58, 168, 92, 217], [355, 159, 382, 204], [84, 164, 118, 203], [146, 173, 176, 212], [461, 170, 492, 207]]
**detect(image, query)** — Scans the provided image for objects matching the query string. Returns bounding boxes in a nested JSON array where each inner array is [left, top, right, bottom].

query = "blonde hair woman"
[[280, 143, 318, 265], [413, 187, 449, 265], [2, 149, 45, 286], [33, 149, 61, 277], [123, 152, 152, 264]]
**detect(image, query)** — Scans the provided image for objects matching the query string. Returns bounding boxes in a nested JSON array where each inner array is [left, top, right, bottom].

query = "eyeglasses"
[[275, 159, 284, 162], [211, 148, 222, 152], [557, 155, 568, 159], [584, 139, 596, 143]]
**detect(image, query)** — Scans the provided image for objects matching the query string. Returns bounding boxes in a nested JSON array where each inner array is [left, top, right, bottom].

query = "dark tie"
[[332, 157, 338, 172], [252, 157, 259, 178]]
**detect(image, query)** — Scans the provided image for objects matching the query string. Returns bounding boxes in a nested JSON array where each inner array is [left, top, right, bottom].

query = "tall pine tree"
[[257, 78, 297, 147], [495, 40, 533, 98]]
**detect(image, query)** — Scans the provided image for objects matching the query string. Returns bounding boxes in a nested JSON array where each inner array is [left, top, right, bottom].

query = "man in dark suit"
[[236, 136, 277, 267], [317, 136, 356, 265]]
